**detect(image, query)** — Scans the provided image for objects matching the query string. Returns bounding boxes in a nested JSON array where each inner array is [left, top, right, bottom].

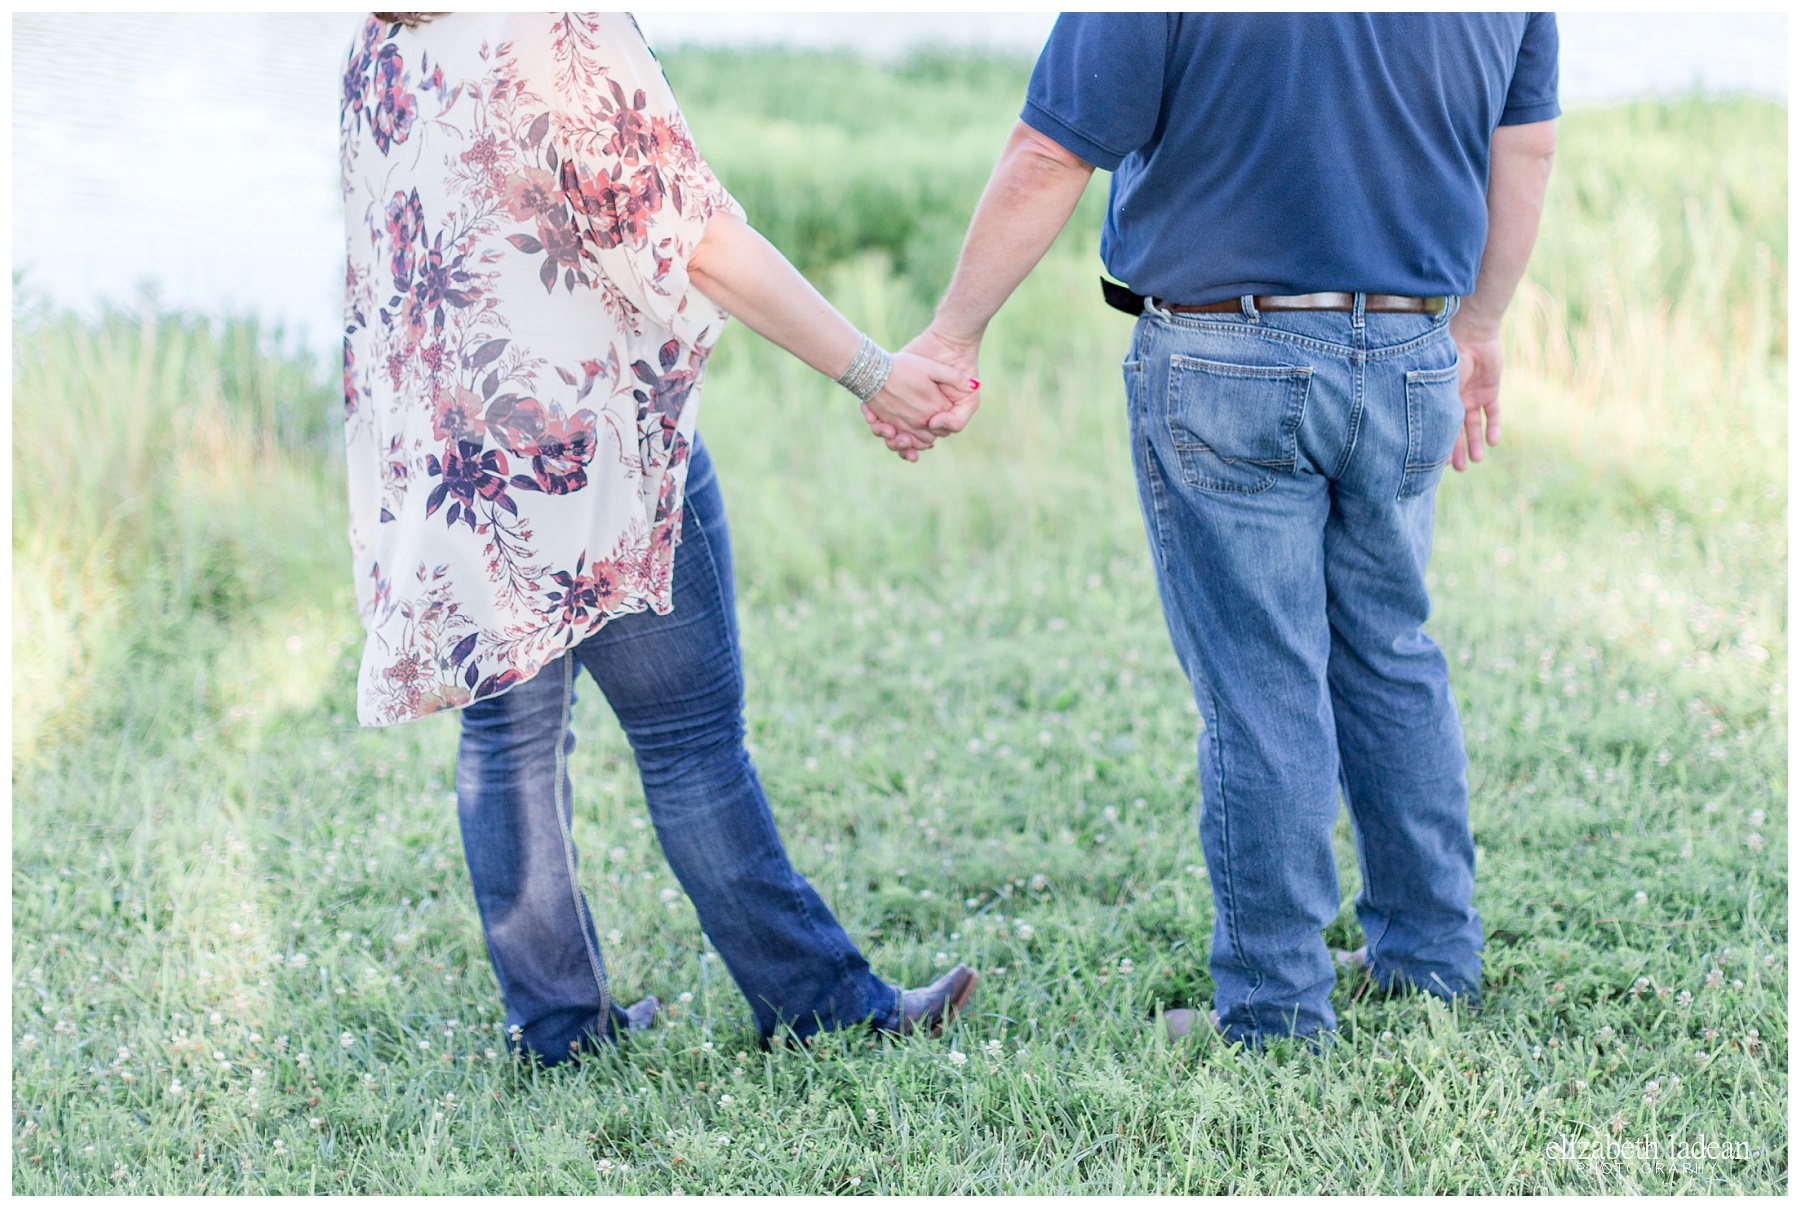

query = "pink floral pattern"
[[340, 14, 741, 725]]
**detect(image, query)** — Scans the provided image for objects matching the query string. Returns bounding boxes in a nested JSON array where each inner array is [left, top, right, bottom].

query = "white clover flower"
[[308, 1117, 324, 1130], [1749, 810, 1766, 827], [1029, 874, 1048, 892], [168, 1079, 184, 1098], [418, 1039, 431, 1050], [1676, 990, 1693, 1006], [485, 1049, 497, 1060], [607, 929, 624, 945], [1574, 1080, 1588, 1092], [948, 1050, 968, 1067], [340, 1033, 355, 1049], [1747, 833, 1765, 850], [1015, 923, 1034, 941], [984, 1039, 1004, 1057], [1634, 891, 1648, 906], [290, 954, 309, 968], [678, 991, 693, 1004], [660, 888, 680, 904], [934, 952, 950, 967], [719, 1094, 732, 1107]]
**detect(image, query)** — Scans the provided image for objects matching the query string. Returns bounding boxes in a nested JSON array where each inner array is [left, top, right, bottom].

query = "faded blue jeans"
[[1124, 296, 1483, 1046], [454, 440, 899, 1063]]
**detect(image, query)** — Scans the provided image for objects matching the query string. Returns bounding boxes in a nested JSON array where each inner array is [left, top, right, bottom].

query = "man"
[[890, 13, 1558, 1046]]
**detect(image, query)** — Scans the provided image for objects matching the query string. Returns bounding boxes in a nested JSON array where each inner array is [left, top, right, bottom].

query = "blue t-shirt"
[[1022, 13, 1560, 304]]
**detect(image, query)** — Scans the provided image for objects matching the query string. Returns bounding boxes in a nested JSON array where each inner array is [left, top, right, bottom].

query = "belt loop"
[[1351, 292, 1366, 328], [1442, 295, 1460, 325], [1239, 294, 1259, 321]]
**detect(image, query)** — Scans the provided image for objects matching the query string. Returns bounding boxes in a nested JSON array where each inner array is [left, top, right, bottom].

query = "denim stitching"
[[1198, 676, 1254, 1025], [1147, 311, 1454, 362], [550, 653, 612, 1032]]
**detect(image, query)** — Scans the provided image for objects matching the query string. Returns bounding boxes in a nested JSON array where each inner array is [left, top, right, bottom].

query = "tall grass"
[[11, 301, 342, 764], [11, 57, 1786, 1193]]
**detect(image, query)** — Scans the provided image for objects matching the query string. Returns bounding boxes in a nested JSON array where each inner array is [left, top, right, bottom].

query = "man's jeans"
[[1123, 296, 1483, 1046], [454, 440, 899, 1063]]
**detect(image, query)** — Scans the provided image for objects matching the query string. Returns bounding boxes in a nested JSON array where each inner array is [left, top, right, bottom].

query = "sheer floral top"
[[340, 13, 741, 725]]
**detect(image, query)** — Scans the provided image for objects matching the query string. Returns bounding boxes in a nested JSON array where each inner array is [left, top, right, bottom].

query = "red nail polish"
[[969, 378, 981, 390]]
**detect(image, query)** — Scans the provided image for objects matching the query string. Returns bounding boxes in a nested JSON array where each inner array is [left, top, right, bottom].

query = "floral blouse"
[[340, 14, 741, 726]]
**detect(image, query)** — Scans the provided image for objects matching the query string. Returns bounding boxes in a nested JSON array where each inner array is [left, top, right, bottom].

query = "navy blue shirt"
[[1022, 13, 1560, 304]]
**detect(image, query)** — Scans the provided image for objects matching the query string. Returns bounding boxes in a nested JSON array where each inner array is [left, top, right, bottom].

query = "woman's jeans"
[[1124, 297, 1484, 1047], [454, 440, 898, 1063]]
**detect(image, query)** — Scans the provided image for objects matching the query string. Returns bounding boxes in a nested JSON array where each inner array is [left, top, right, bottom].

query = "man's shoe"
[[623, 996, 659, 1032], [897, 965, 978, 1037], [1164, 1005, 1221, 1041]]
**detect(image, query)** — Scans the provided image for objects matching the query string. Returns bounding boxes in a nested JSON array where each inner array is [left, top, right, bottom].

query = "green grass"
[[10, 51, 1786, 1192]]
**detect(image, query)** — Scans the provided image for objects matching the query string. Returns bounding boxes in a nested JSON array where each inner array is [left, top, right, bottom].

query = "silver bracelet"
[[835, 333, 894, 404]]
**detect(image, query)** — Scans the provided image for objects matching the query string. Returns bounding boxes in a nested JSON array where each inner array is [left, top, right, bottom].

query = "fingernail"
[[968, 378, 981, 390]]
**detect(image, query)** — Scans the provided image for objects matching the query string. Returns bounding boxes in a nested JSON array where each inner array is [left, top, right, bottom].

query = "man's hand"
[[860, 120, 1093, 459], [1449, 325, 1502, 472], [859, 351, 974, 462], [1445, 118, 1554, 473], [861, 327, 982, 456]]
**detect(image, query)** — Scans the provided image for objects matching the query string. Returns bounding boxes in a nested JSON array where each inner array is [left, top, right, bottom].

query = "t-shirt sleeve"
[[1500, 12, 1560, 125], [1020, 13, 1168, 171]]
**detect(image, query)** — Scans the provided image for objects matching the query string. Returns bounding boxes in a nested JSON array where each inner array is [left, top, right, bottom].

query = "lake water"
[[12, 12, 1787, 358]]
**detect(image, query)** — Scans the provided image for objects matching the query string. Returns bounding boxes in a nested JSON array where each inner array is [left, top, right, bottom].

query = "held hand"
[[861, 352, 974, 462], [906, 326, 982, 436], [862, 327, 982, 458], [1449, 327, 1503, 472]]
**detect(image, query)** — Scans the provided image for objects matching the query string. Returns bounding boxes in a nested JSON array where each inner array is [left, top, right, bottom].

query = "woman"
[[341, 12, 975, 1063]]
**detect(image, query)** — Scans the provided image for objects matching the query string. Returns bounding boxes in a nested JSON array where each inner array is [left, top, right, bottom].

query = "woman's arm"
[[686, 211, 968, 455]]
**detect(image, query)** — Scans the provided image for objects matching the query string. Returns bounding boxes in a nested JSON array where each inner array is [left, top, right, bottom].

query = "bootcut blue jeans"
[[454, 439, 899, 1063], [1124, 296, 1484, 1046]]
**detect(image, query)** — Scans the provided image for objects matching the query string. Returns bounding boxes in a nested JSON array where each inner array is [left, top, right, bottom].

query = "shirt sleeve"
[[1500, 12, 1560, 126], [555, 14, 744, 347], [1020, 13, 1169, 171]]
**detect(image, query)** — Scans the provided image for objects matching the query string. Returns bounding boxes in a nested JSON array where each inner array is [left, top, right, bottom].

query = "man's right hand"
[[861, 325, 984, 455], [1448, 324, 1502, 472]]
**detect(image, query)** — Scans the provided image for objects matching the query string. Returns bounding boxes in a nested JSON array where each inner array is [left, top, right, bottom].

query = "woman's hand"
[[861, 354, 976, 461]]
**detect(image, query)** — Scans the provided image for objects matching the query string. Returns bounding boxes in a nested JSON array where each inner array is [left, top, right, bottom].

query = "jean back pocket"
[[1164, 354, 1311, 494], [1400, 363, 1464, 500]]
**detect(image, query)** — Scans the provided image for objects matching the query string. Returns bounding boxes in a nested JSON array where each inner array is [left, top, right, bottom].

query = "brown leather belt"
[[1158, 292, 1449, 315]]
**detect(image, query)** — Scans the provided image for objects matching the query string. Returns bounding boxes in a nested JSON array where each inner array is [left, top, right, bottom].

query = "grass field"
[[11, 49, 1787, 1192]]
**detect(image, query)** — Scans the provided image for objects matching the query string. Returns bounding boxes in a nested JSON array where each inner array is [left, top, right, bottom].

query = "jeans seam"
[[550, 653, 612, 1032], [1146, 312, 1453, 361], [1200, 681, 1254, 1018]]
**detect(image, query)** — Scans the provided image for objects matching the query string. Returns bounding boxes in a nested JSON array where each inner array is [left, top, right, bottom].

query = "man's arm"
[[877, 121, 1094, 440], [1448, 118, 1557, 471]]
